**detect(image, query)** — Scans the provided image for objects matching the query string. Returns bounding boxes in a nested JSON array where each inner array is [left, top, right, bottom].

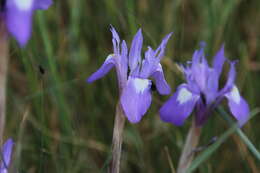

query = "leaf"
[[186, 108, 260, 173]]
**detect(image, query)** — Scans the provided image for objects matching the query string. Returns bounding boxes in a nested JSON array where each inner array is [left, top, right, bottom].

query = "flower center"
[[0, 0, 6, 11], [14, 0, 33, 10], [133, 78, 150, 93], [177, 87, 193, 104]]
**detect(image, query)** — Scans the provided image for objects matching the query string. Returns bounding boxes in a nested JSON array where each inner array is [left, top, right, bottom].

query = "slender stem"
[[0, 21, 8, 145], [177, 119, 201, 173], [110, 103, 126, 173]]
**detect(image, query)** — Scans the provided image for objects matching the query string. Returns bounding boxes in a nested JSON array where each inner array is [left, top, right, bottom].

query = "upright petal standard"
[[88, 26, 172, 123], [0, 0, 52, 46], [160, 43, 250, 127]]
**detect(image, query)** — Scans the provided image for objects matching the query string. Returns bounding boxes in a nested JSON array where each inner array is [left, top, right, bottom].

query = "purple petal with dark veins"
[[87, 55, 116, 83], [225, 85, 250, 126], [120, 77, 152, 123], [160, 84, 199, 126], [151, 64, 171, 95], [0, 138, 14, 171], [129, 29, 143, 72]]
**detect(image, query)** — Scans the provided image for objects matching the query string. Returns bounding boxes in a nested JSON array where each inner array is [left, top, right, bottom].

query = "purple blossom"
[[160, 43, 250, 127], [0, 139, 14, 173], [0, 0, 52, 46], [88, 26, 172, 123]]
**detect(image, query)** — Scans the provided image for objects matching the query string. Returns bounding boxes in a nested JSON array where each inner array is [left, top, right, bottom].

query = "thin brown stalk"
[[164, 146, 176, 173], [110, 103, 126, 173], [0, 21, 8, 145], [177, 119, 201, 173]]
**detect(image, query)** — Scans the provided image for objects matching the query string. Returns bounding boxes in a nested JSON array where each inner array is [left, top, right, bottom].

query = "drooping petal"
[[150, 64, 171, 95], [160, 84, 199, 126], [87, 55, 116, 83], [120, 77, 152, 123], [225, 86, 250, 126], [129, 29, 143, 72], [33, 0, 52, 10], [0, 138, 14, 171], [213, 45, 226, 78], [154, 32, 172, 60], [5, 0, 34, 46]]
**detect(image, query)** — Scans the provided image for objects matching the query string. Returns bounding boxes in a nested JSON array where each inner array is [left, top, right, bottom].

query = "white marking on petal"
[[133, 78, 150, 93], [177, 88, 193, 104], [229, 86, 241, 104], [106, 54, 114, 61], [14, 0, 33, 11]]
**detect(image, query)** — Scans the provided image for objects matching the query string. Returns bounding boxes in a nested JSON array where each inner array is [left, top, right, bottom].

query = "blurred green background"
[[6, 0, 260, 172]]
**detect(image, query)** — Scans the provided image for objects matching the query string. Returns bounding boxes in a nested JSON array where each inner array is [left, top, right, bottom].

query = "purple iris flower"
[[88, 26, 172, 123], [0, 0, 52, 46], [0, 139, 14, 173], [160, 43, 250, 127]]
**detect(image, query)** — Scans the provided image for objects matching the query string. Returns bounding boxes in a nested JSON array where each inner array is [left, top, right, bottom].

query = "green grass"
[[6, 0, 260, 172]]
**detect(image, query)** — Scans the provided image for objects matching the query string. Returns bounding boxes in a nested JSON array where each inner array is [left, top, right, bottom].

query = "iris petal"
[[213, 45, 226, 77], [110, 26, 120, 54], [151, 64, 171, 95], [129, 29, 143, 72], [0, 139, 14, 170], [87, 55, 116, 83], [205, 69, 219, 104], [160, 84, 199, 126], [154, 32, 172, 60], [225, 86, 250, 126], [5, 0, 52, 46], [120, 77, 152, 123], [119, 40, 128, 83], [219, 60, 236, 95], [33, 0, 52, 10], [5, 0, 33, 46]]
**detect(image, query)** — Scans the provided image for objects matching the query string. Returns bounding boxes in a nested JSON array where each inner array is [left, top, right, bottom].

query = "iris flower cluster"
[[0, 0, 52, 46], [88, 27, 172, 123], [89, 30, 250, 127], [160, 43, 250, 126]]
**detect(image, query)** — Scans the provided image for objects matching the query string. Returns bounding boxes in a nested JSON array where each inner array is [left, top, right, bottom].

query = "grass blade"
[[217, 106, 260, 160], [186, 108, 260, 173]]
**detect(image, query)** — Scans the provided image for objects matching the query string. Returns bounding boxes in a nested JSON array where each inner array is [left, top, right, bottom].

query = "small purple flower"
[[0, 139, 14, 173], [160, 43, 250, 127], [0, 0, 52, 46], [88, 26, 172, 123]]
